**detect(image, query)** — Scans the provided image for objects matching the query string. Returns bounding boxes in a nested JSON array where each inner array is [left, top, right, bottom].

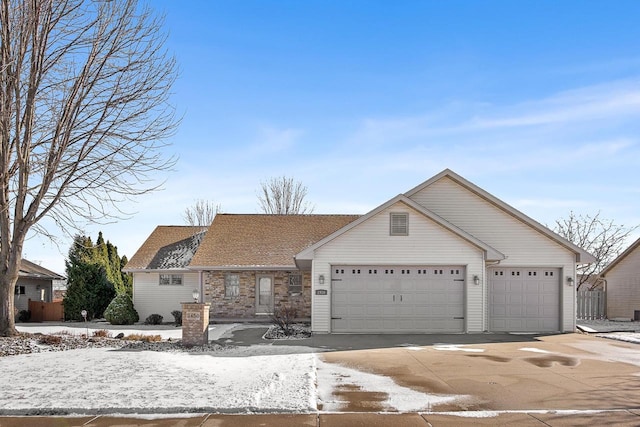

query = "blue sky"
[[25, 1, 640, 274]]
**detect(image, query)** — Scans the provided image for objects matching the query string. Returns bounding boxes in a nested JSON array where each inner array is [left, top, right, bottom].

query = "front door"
[[256, 275, 273, 314]]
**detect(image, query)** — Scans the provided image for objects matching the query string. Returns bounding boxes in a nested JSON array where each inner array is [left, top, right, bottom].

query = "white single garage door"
[[331, 265, 465, 333], [488, 267, 560, 332]]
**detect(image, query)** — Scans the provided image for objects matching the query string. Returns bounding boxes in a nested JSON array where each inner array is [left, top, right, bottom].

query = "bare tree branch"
[[183, 199, 221, 227], [0, 0, 178, 336], [257, 176, 314, 215], [553, 211, 638, 290]]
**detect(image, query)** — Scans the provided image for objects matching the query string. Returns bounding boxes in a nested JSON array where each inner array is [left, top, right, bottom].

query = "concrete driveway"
[[317, 333, 640, 412], [220, 326, 640, 413]]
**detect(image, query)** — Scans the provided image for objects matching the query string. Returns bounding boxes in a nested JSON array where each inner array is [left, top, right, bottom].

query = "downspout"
[[199, 270, 204, 303]]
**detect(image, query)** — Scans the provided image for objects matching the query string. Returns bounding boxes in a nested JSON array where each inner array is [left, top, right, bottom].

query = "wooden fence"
[[28, 299, 64, 322], [576, 290, 606, 320]]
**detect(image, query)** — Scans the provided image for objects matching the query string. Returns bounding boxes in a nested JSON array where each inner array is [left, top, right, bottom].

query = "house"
[[125, 169, 594, 333], [600, 237, 640, 320], [14, 259, 65, 313]]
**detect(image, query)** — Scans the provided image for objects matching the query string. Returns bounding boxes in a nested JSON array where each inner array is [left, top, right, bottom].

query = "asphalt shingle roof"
[[19, 259, 65, 280], [189, 214, 360, 268], [124, 226, 207, 270]]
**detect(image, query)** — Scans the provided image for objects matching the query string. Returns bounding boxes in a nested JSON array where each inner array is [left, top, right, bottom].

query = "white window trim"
[[159, 273, 184, 286]]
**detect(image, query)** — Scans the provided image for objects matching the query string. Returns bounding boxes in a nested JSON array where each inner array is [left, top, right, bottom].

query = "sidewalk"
[[2, 411, 640, 426]]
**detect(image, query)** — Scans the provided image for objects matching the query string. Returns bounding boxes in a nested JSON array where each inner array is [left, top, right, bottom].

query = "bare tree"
[[183, 199, 221, 227], [553, 211, 638, 290], [257, 176, 314, 215], [0, 0, 177, 336]]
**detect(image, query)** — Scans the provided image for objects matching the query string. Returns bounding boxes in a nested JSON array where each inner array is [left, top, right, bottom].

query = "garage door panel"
[[332, 265, 465, 333], [489, 267, 560, 332]]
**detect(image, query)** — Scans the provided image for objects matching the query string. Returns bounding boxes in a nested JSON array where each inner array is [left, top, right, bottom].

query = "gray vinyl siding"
[[14, 279, 53, 312], [409, 176, 577, 332], [132, 272, 199, 321], [311, 202, 485, 333], [606, 247, 640, 319]]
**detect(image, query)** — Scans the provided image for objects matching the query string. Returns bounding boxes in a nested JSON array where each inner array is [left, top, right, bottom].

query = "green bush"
[[144, 313, 163, 325], [104, 294, 139, 325], [17, 310, 31, 322]]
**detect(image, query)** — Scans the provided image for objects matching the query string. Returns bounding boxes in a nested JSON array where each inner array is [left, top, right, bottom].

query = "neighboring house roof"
[[19, 259, 65, 280], [296, 195, 505, 267], [600, 237, 640, 277], [189, 214, 360, 269], [404, 169, 596, 263], [124, 226, 207, 271]]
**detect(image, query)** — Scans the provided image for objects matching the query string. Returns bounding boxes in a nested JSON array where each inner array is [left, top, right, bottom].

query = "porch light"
[[192, 289, 200, 302], [473, 275, 480, 286], [319, 275, 325, 285], [567, 277, 574, 286]]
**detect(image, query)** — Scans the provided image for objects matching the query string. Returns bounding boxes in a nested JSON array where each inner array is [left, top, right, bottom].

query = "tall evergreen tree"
[[120, 256, 134, 297], [63, 232, 131, 320]]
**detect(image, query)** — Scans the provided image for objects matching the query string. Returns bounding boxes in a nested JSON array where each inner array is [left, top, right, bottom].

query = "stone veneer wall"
[[203, 270, 311, 318]]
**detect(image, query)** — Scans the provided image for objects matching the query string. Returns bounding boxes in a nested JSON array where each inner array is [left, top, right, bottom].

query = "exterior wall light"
[[319, 275, 325, 285], [473, 275, 480, 286], [192, 289, 200, 302], [567, 277, 574, 286]]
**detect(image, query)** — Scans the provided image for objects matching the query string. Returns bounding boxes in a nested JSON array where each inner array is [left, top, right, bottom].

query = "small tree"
[[554, 211, 638, 290], [257, 176, 314, 214], [183, 199, 221, 227], [104, 294, 139, 325]]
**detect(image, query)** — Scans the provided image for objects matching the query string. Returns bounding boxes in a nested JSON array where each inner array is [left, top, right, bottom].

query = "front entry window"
[[259, 277, 271, 305], [256, 275, 273, 314]]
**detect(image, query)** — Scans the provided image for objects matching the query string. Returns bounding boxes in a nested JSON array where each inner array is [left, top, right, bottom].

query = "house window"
[[288, 274, 302, 295], [225, 274, 240, 298], [14, 286, 25, 295], [390, 213, 409, 236], [159, 274, 183, 286]]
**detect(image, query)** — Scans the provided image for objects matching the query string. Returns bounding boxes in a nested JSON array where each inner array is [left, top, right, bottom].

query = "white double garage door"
[[331, 265, 560, 333]]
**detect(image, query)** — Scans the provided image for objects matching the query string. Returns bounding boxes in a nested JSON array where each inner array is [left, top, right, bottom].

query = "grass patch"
[[124, 334, 162, 342], [92, 329, 112, 338]]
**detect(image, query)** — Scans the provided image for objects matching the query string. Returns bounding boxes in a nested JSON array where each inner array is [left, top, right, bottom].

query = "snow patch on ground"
[[436, 410, 500, 418], [315, 358, 466, 412], [433, 344, 484, 353], [519, 347, 550, 354], [567, 339, 640, 368], [0, 348, 315, 413], [596, 333, 640, 345], [15, 323, 239, 342]]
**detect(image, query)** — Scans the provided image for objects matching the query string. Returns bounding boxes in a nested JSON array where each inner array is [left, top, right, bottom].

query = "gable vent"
[[390, 213, 409, 236]]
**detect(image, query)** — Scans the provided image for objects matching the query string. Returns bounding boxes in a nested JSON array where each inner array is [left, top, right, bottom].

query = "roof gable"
[[405, 169, 596, 263], [601, 237, 640, 277], [124, 226, 207, 271], [189, 214, 360, 269], [296, 195, 505, 264], [19, 259, 65, 280]]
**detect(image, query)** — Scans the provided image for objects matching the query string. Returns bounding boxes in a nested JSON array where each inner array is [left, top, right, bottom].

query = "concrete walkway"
[[2, 411, 640, 426]]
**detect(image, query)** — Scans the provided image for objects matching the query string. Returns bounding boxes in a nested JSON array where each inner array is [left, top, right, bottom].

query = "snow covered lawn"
[[0, 348, 315, 414], [1, 324, 467, 415]]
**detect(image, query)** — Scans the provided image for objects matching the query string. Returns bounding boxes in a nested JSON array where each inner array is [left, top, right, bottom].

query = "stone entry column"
[[181, 302, 211, 346]]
